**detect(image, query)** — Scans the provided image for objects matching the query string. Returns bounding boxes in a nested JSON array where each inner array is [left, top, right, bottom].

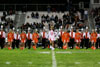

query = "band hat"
[[13, 27, 15, 31], [60, 26, 63, 29], [43, 27, 45, 30], [28, 27, 31, 31], [59, 28, 61, 31], [71, 26, 73, 29], [86, 27, 88, 29], [35, 29, 38, 32], [81, 28, 84, 31], [17, 29, 19, 32], [1, 25, 3, 29], [95, 28, 97, 31]]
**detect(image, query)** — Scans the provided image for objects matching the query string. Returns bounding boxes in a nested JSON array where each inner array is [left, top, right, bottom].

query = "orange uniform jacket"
[[32, 33, 39, 43], [90, 32, 97, 43], [20, 33, 26, 43], [7, 32, 14, 42], [75, 32, 81, 43], [62, 32, 70, 43]]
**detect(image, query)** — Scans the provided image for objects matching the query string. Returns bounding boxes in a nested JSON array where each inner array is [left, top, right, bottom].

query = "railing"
[[0, 4, 65, 11], [0, 3, 90, 11], [88, 9, 96, 32]]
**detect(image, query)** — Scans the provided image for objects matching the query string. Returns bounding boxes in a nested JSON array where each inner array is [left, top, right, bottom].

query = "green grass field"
[[0, 48, 100, 67]]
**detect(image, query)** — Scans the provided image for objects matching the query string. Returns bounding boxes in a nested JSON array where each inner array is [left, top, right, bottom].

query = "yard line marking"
[[98, 62, 100, 64], [28, 62, 32, 64], [6, 61, 11, 64], [52, 50, 57, 67], [72, 51, 91, 53], [39, 51, 50, 54], [56, 51, 91, 54], [56, 51, 72, 54], [75, 62, 80, 64]]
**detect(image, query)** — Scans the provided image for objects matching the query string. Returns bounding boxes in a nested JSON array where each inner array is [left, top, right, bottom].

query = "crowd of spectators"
[[31, 12, 39, 19], [20, 22, 43, 30], [0, 7, 89, 32], [91, 7, 100, 28], [22, 8, 88, 31], [0, 10, 16, 31]]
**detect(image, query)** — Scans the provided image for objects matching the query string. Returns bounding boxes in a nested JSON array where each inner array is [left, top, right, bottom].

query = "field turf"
[[0, 48, 100, 67]]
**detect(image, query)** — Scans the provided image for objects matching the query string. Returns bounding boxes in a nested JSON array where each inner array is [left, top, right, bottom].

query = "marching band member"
[[12, 28, 16, 49], [0, 26, 100, 50], [0, 26, 5, 49], [15, 29, 20, 48], [69, 27, 75, 49], [80, 28, 84, 49], [20, 31, 26, 50], [58, 26, 63, 49], [41, 27, 47, 49], [83, 27, 90, 49], [58, 26, 63, 37], [45, 31, 50, 48], [32, 29, 39, 50], [27, 28, 32, 49], [54, 29, 59, 48], [62, 29, 70, 49], [7, 29, 14, 50], [90, 29, 97, 50], [48, 26, 55, 50], [75, 29, 81, 49], [97, 31, 100, 49]]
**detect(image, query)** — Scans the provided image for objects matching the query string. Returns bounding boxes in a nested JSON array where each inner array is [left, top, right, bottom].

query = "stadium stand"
[[91, 7, 100, 28], [0, 11, 16, 31], [23, 9, 87, 31]]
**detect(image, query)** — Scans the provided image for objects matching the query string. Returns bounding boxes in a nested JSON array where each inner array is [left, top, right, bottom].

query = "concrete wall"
[[90, 0, 100, 8]]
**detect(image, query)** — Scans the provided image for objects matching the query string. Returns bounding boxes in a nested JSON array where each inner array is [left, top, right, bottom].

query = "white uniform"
[[69, 31, 75, 38], [0, 31, 6, 42], [14, 33, 20, 40], [97, 34, 100, 38], [58, 31, 64, 36], [26, 33, 32, 39], [48, 30, 55, 41], [83, 32, 90, 39], [54, 31, 59, 41], [41, 32, 48, 39], [0, 31, 6, 38]]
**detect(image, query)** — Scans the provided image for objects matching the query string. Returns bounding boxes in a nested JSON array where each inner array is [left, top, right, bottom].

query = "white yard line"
[[5, 61, 11, 64], [52, 50, 57, 67], [72, 51, 91, 53], [28, 62, 32, 64], [56, 51, 72, 54], [56, 51, 91, 54], [75, 62, 80, 64], [39, 51, 50, 54], [98, 62, 100, 64]]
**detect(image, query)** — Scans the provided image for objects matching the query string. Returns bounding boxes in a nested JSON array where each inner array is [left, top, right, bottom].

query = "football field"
[[0, 48, 100, 67]]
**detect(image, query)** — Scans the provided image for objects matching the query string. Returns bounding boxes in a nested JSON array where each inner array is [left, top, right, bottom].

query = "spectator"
[[50, 15, 55, 21], [41, 14, 46, 22], [35, 12, 39, 19], [47, 5, 51, 13], [46, 15, 50, 22], [31, 12, 35, 18], [84, 9, 88, 20], [55, 15, 58, 23]]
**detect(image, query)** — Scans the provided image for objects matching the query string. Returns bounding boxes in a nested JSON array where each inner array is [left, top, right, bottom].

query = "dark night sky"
[[0, 0, 90, 4]]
